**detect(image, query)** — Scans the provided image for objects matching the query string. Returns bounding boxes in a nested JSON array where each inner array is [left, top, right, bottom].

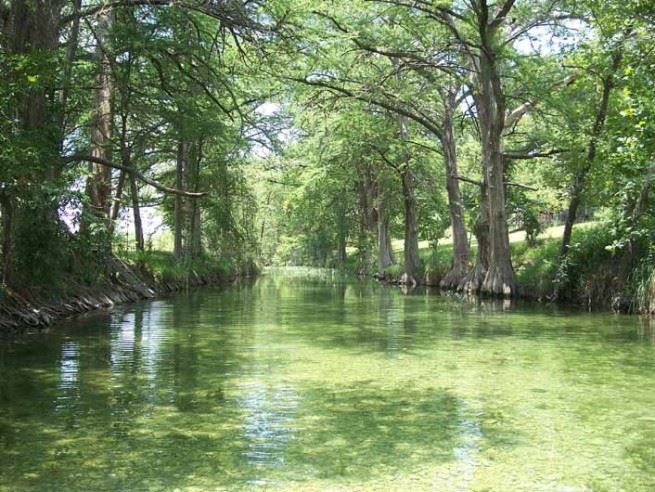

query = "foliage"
[[0, 0, 655, 309]]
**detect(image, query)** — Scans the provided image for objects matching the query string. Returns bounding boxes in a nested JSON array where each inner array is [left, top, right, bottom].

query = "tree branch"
[[63, 154, 207, 197], [452, 174, 536, 191], [289, 76, 444, 139], [504, 73, 577, 130], [61, 0, 260, 31], [505, 182, 537, 191], [490, 0, 517, 29], [453, 174, 483, 187], [503, 148, 569, 160]]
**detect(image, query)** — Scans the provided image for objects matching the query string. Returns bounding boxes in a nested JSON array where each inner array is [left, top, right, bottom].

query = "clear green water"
[[1, 268, 655, 491]]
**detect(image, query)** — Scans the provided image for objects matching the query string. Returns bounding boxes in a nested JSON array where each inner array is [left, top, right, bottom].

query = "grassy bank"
[[347, 222, 654, 313], [118, 250, 258, 287], [0, 251, 258, 332]]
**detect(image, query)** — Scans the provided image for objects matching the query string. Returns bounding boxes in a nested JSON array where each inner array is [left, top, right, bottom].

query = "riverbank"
[[364, 223, 655, 314], [0, 252, 258, 333]]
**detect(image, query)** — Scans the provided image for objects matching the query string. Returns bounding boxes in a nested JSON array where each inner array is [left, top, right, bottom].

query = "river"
[[1, 268, 654, 491]]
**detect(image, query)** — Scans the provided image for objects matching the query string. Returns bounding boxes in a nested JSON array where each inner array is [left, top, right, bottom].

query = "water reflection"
[[55, 341, 80, 413], [110, 312, 136, 369], [239, 381, 298, 480]]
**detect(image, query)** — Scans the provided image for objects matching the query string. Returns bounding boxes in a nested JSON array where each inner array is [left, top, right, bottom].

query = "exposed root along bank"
[[0, 256, 251, 333]]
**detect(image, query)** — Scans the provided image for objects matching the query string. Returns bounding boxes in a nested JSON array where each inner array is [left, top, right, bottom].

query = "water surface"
[[1, 268, 655, 491]]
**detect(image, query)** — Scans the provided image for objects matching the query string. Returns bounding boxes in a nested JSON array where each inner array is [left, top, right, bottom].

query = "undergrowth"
[[119, 249, 259, 285]]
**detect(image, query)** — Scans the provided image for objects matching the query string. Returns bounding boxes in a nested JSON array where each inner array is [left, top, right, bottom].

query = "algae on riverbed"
[[1, 269, 655, 491]]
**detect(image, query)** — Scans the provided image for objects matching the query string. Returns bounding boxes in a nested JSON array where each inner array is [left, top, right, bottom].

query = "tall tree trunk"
[[110, 171, 127, 225], [355, 164, 376, 272], [336, 202, 348, 267], [356, 178, 372, 272], [377, 199, 395, 273], [191, 204, 201, 258], [458, 180, 490, 294], [7, 1, 62, 143], [120, 127, 143, 252], [58, 0, 82, 138], [174, 142, 188, 259], [129, 170, 144, 252], [183, 142, 198, 261], [187, 140, 202, 260], [476, 26, 516, 297], [399, 115, 421, 286], [440, 89, 470, 289], [337, 232, 348, 267], [85, 9, 113, 221], [559, 48, 624, 259], [3, 0, 65, 286]]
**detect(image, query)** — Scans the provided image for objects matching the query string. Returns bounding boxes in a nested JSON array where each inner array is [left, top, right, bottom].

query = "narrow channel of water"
[[1, 267, 655, 491]]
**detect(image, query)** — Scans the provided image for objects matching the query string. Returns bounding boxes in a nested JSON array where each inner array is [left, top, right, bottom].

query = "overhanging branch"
[[289, 76, 444, 139], [64, 154, 207, 197], [503, 148, 569, 160]]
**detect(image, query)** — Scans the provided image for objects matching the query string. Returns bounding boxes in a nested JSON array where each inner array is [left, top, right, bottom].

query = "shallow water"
[[1, 268, 655, 491]]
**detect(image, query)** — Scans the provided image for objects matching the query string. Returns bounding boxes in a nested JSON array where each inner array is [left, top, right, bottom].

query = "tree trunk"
[[3, 0, 65, 287], [190, 201, 202, 259], [7, 1, 63, 142], [377, 200, 395, 273], [188, 141, 202, 259], [475, 27, 517, 297], [440, 90, 470, 289], [174, 142, 188, 259], [559, 48, 624, 259], [336, 202, 348, 266], [58, 0, 82, 138], [559, 185, 582, 259], [355, 164, 376, 272], [85, 9, 113, 221], [356, 179, 371, 272], [0, 194, 14, 286], [182, 141, 201, 261], [399, 115, 420, 286], [129, 170, 144, 252], [110, 171, 127, 225], [458, 181, 490, 294]]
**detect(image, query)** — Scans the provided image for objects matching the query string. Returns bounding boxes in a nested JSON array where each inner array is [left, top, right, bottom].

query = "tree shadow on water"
[[281, 383, 463, 481]]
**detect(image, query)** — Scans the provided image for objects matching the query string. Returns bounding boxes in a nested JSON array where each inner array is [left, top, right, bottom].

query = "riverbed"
[[1, 268, 654, 491]]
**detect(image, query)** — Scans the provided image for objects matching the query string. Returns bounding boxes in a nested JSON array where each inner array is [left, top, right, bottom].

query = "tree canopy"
[[1, 0, 654, 307]]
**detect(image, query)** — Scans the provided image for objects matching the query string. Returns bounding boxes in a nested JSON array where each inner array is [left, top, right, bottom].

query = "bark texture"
[[459, 181, 490, 294], [474, 5, 517, 297], [85, 10, 114, 220], [377, 200, 395, 273], [440, 89, 470, 289], [399, 115, 420, 286], [174, 142, 188, 259], [2, 0, 65, 287]]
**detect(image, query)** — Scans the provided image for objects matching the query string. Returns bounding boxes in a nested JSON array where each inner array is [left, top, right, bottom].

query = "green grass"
[[118, 249, 258, 285]]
